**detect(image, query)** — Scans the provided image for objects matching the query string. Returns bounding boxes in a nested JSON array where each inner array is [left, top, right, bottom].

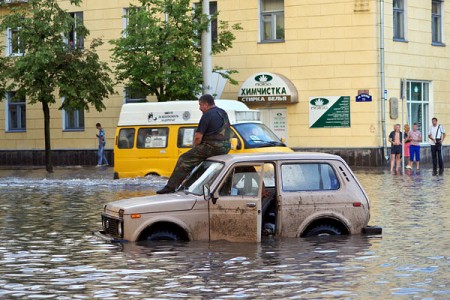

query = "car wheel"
[[146, 230, 180, 241], [304, 224, 342, 237]]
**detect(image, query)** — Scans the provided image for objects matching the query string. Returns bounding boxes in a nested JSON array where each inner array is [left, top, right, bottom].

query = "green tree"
[[0, 0, 115, 173], [111, 0, 242, 102]]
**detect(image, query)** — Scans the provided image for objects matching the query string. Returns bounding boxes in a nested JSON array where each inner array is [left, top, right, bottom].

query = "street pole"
[[201, 0, 213, 96]]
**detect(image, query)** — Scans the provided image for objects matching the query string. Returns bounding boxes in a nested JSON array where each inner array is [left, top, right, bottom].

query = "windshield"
[[182, 161, 224, 195], [234, 123, 285, 149]]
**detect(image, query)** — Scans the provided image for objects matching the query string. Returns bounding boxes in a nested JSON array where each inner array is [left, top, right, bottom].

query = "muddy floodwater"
[[0, 166, 449, 299]]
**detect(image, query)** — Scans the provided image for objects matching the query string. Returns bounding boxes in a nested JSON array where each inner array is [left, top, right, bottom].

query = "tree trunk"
[[42, 102, 53, 173]]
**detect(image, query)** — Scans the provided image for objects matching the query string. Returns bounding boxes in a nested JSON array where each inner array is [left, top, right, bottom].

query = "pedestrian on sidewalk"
[[428, 117, 445, 175], [96, 122, 109, 167]]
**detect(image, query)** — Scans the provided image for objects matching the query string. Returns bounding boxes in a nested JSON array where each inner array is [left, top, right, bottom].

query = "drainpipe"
[[380, 0, 388, 161]]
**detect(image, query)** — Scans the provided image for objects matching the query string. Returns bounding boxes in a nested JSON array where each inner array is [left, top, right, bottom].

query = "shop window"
[[393, 0, 406, 41], [67, 12, 84, 49], [6, 27, 25, 56], [281, 163, 340, 191], [260, 0, 284, 42], [432, 0, 444, 45], [406, 81, 430, 143], [6, 91, 26, 131], [118, 128, 135, 149], [137, 127, 168, 148]]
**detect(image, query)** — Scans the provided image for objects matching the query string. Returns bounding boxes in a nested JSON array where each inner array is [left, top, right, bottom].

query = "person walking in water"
[[409, 122, 422, 171], [96, 123, 109, 167], [388, 124, 403, 174], [428, 117, 446, 175], [157, 94, 231, 194]]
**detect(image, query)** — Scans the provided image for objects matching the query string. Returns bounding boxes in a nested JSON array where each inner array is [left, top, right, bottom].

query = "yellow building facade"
[[0, 0, 449, 166]]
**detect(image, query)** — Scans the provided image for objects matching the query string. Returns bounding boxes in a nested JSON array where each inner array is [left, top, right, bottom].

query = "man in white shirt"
[[428, 117, 446, 175]]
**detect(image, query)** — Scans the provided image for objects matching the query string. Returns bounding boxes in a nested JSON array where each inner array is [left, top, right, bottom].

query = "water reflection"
[[0, 167, 449, 299]]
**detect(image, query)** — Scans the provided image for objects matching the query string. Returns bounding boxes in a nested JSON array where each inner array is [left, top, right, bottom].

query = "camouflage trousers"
[[166, 142, 231, 190]]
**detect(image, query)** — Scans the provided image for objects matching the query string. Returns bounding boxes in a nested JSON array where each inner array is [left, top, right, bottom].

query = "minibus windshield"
[[234, 123, 285, 149], [181, 161, 224, 195]]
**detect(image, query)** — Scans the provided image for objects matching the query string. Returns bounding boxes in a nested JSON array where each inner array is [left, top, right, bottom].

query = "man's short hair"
[[96, 123, 101, 127], [199, 94, 215, 106], [432, 117, 438, 122], [413, 122, 417, 125]]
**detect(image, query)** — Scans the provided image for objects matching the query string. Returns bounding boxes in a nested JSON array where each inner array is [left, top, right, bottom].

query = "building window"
[[67, 12, 84, 49], [260, 0, 284, 42], [63, 109, 85, 131], [6, 27, 25, 56], [122, 7, 144, 37], [124, 86, 148, 103], [432, 0, 443, 44], [193, 1, 218, 43], [393, 0, 406, 40], [6, 92, 26, 131], [406, 81, 429, 143]]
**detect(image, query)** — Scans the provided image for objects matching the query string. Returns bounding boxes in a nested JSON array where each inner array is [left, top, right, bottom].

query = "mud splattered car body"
[[99, 153, 380, 242]]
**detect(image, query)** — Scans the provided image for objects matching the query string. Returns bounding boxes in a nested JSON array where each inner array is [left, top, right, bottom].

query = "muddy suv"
[[98, 152, 381, 242]]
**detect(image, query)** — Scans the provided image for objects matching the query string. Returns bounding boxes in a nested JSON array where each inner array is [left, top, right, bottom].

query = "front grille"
[[102, 215, 122, 237]]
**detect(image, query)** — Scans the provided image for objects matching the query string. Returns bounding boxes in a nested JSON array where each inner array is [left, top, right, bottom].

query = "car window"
[[281, 163, 340, 191], [219, 165, 262, 196], [117, 128, 135, 149], [178, 127, 196, 148], [136, 127, 168, 148]]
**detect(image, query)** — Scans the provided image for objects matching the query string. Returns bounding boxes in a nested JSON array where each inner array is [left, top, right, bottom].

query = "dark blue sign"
[[356, 93, 372, 102]]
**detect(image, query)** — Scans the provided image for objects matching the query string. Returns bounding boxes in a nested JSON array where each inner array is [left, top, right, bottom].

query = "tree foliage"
[[110, 0, 242, 102], [0, 0, 115, 172]]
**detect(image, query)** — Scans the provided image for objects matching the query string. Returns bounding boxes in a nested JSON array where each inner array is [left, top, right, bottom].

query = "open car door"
[[208, 163, 264, 242]]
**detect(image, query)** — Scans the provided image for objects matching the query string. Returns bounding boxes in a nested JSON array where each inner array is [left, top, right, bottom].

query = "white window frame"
[[5, 91, 26, 132], [393, 0, 407, 41], [65, 12, 84, 49], [406, 80, 430, 144], [5, 27, 25, 56], [62, 98, 85, 131], [259, 0, 285, 42], [432, 0, 444, 45]]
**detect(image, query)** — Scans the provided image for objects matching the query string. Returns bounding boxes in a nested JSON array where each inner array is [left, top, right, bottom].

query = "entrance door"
[[259, 108, 288, 145], [209, 163, 264, 242]]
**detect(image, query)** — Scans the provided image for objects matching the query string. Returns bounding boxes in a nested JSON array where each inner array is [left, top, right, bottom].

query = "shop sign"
[[238, 72, 298, 104], [309, 96, 351, 128]]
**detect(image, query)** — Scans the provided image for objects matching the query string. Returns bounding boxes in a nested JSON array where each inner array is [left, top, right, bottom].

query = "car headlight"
[[118, 221, 123, 237]]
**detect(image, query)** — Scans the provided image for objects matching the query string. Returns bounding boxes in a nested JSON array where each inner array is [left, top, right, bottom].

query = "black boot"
[[156, 186, 175, 194]]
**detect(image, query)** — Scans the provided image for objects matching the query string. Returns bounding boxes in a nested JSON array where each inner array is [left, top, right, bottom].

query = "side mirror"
[[203, 184, 218, 204], [203, 184, 211, 201], [280, 137, 286, 143], [230, 137, 238, 150]]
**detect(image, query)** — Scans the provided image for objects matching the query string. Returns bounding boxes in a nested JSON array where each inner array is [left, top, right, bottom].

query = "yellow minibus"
[[113, 100, 292, 179]]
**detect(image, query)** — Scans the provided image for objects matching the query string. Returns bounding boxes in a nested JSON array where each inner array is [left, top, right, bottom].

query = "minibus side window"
[[178, 127, 196, 148], [137, 128, 168, 148], [118, 128, 135, 149]]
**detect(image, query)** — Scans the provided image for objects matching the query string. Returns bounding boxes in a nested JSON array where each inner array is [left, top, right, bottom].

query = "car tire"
[[146, 230, 181, 241], [304, 224, 342, 237]]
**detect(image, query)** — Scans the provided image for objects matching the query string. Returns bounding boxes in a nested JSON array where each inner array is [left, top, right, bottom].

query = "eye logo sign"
[[310, 98, 329, 106]]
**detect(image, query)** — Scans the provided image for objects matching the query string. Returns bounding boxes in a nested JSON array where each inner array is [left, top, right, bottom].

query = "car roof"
[[207, 152, 345, 164]]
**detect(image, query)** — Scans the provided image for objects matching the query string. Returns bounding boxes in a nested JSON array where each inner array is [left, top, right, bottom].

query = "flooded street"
[[0, 167, 449, 299]]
